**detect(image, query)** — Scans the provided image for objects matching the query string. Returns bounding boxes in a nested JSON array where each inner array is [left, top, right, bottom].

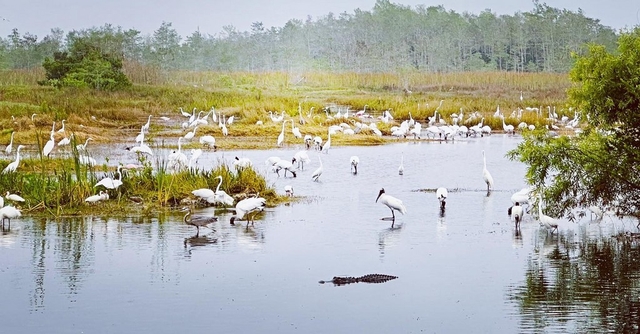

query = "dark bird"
[[180, 207, 217, 236]]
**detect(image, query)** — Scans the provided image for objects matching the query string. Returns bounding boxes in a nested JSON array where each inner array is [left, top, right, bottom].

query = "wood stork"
[[274, 159, 297, 178], [436, 187, 447, 210], [180, 206, 217, 236], [375, 188, 407, 227], [350, 156, 359, 174], [230, 196, 266, 227], [199, 135, 216, 150], [292, 151, 310, 170], [284, 185, 294, 197], [482, 150, 493, 193], [510, 202, 524, 230], [5, 131, 14, 155], [311, 156, 323, 182], [234, 157, 252, 168], [3, 145, 24, 174]]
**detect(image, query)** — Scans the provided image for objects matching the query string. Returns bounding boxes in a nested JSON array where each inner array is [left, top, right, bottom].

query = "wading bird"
[[510, 202, 524, 230], [284, 185, 294, 197], [85, 191, 107, 204], [43, 130, 55, 157], [230, 196, 267, 227], [2, 145, 25, 174], [398, 153, 404, 175], [94, 166, 124, 190], [537, 194, 558, 233], [311, 156, 323, 182], [5, 192, 25, 203], [436, 187, 448, 211], [482, 150, 493, 193], [5, 131, 14, 155], [350, 156, 359, 174], [180, 207, 217, 236], [277, 120, 286, 146], [0, 205, 21, 228], [375, 188, 406, 227]]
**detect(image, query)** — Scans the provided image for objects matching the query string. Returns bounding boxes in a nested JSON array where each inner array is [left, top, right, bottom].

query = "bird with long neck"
[[537, 194, 558, 233], [375, 188, 406, 227], [181, 207, 217, 236], [482, 150, 493, 193]]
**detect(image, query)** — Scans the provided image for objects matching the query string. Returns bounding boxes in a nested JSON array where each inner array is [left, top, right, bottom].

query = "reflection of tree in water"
[[29, 218, 47, 311], [54, 217, 96, 301], [508, 230, 640, 332]]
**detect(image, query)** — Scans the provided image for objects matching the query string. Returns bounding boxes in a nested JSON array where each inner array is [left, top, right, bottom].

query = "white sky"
[[1, 0, 638, 39]]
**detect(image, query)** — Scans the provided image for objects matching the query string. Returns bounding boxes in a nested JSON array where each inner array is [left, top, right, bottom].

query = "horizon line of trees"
[[0, 0, 623, 75]]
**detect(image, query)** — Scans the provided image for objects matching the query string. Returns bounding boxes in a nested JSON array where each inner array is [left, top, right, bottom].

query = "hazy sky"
[[1, 0, 639, 39]]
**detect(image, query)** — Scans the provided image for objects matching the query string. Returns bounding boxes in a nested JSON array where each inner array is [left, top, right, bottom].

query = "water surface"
[[1, 135, 638, 333]]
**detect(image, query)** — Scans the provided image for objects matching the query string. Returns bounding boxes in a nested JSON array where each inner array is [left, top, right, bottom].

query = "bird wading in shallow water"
[[180, 207, 218, 236], [375, 188, 407, 228]]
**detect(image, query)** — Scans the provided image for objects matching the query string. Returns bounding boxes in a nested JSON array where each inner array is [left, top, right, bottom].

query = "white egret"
[[227, 115, 235, 125], [57, 119, 66, 133], [277, 120, 286, 146], [0, 205, 21, 227], [375, 188, 407, 227], [291, 120, 302, 139], [180, 207, 218, 236], [135, 125, 145, 143], [482, 150, 493, 192], [5, 131, 14, 155], [436, 187, 448, 210], [537, 194, 558, 233], [85, 191, 107, 203], [311, 156, 323, 182], [398, 153, 404, 175], [230, 196, 266, 227], [43, 130, 55, 157], [179, 107, 191, 118], [5, 192, 25, 203], [77, 137, 93, 151], [142, 115, 152, 133], [3, 145, 25, 174], [188, 149, 202, 169], [212, 176, 234, 206], [58, 134, 71, 147], [221, 116, 229, 136], [350, 156, 359, 174], [79, 155, 97, 166], [321, 132, 331, 153], [94, 166, 124, 190], [168, 137, 188, 171], [184, 126, 198, 140]]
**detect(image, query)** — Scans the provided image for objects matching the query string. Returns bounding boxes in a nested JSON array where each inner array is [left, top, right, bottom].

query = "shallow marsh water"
[[1, 135, 639, 333]]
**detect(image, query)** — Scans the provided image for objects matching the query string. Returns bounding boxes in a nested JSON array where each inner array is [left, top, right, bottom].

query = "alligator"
[[318, 274, 398, 286]]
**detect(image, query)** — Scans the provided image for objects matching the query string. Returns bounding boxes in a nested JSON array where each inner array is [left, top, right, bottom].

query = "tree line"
[[0, 0, 621, 74]]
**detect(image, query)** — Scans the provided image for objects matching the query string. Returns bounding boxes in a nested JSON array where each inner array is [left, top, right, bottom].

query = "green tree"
[[507, 28, 640, 221], [40, 35, 131, 90]]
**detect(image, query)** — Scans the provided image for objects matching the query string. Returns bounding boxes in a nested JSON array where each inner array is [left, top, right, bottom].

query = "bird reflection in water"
[[184, 234, 218, 253], [378, 225, 402, 260]]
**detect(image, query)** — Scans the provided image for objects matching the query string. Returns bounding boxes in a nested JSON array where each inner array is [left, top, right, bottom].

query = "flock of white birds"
[[1, 97, 578, 232]]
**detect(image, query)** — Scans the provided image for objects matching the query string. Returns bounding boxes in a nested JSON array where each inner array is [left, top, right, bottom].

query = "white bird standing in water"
[[284, 185, 294, 197], [0, 205, 21, 227], [277, 120, 286, 146], [398, 153, 404, 175], [230, 196, 267, 227], [350, 156, 359, 174], [537, 194, 558, 233], [436, 187, 448, 210], [376, 188, 406, 227], [5, 131, 14, 155], [3, 145, 24, 174], [43, 128, 55, 157], [311, 156, 323, 182], [510, 202, 524, 230], [482, 150, 493, 193]]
